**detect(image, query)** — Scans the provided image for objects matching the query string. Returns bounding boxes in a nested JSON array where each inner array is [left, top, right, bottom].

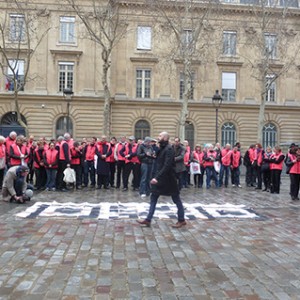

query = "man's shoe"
[[122, 188, 128, 192], [171, 221, 187, 228], [136, 219, 151, 227], [140, 194, 147, 198]]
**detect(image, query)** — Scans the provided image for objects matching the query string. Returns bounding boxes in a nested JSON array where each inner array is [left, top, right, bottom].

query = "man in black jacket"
[[137, 132, 186, 228]]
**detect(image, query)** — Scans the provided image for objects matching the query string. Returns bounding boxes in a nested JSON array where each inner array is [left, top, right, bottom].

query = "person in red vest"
[[95, 136, 112, 189], [33, 141, 46, 190], [244, 144, 256, 187], [5, 131, 17, 167], [269, 146, 285, 194], [285, 145, 300, 201], [191, 144, 205, 188], [220, 144, 232, 188], [0, 135, 6, 189], [82, 137, 97, 188], [253, 143, 264, 190], [10, 135, 29, 167], [261, 146, 273, 192], [203, 144, 220, 189], [107, 137, 117, 188], [44, 141, 59, 191], [182, 140, 191, 188], [230, 145, 242, 188], [56, 133, 71, 192], [114, 135, 127, 189], [71, 141, 83, 190], [26, 135, 35, 184], [120, 136, 140, 191]]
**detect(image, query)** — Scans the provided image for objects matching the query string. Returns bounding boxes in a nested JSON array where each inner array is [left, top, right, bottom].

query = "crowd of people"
[[0, 131, 300, 203]]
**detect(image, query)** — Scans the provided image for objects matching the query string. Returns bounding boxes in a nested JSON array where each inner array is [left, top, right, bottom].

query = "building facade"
[[0, 0, 300, 151]]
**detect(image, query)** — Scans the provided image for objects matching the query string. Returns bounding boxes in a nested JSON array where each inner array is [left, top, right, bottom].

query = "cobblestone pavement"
[[1, 176, 300, 300]]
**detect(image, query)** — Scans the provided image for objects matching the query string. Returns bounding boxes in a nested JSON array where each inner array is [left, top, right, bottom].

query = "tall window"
[[135, 120, 150, 140], [136, 69, 151, 98], [223, 31, 236, 56], [59, 62, 74, 92], [263, 123, 277, 149], [60, 16, 76, 43], [10, 14, 25, 42], [185, 122, 195, 149], [221, 122, 236, 147], [180, 72, 194, 100], [137, 26, 152, 50], [181, 29, 193, 53], [280, 0, 299, 7], [222, 72, 236, 101], [56, 116, 73, 137], [264, 33, 277, 59], [265, 75, 276, 102], [6, 60, 25, 91]]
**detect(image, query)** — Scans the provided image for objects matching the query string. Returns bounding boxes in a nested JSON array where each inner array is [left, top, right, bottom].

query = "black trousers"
[[270, 169, 282, 193], [71, 164, 82, 188], [109, 162, 116, 187], [290, 173, 300, 199], [116, 160, 125, 188], [56, 160, 68, 189], [123, 162, 140, 189]]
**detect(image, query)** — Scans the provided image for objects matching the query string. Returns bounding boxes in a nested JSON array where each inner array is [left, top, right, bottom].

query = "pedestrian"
[[190, 144, 205, 188], [261, 146, 272, 192], [203, 144, 220, 189], [269, 146, 285, 194], [44, 141, 59, 191], [137, 131, 186, 228], [137, 136, 156, 198], [114, 136, 127, 189], [220, 143, 232, 188], [286, 145, 300, 201], [82, 137, 97, 188], [2, 165, 33, 203], [253, 143, 263, 190], [70, 141, 83, 190], [230, 145, 242, 187]]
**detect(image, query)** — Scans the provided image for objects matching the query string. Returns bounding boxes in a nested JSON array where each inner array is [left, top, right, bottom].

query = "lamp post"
[[212, 90, 223, 144], [63, 88, 73, 133]]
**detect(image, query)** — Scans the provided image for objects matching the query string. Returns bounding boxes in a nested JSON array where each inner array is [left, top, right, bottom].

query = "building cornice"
[[130, 57, 158, 63], [50, 50, 83, 65]]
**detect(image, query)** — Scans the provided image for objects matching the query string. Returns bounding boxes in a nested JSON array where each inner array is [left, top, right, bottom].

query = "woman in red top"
[[0, 135, 6, 188], [269, 146, 285, 194], [44, 142, 59, 191], [191, 145, 205, 188], [286, 146, 300, 201]]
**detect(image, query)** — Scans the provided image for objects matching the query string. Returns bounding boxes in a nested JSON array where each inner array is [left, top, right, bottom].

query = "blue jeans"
[[220, 165, 230, 187], [84, 161, 95, 186], [46, 169, 57, 189], [140, 163, 153, 195], [232, 167, 240, 185], [146, 193, 185, 222], [206, 167, 219, 188]]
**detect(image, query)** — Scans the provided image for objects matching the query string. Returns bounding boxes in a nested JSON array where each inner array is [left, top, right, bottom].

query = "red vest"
[[59, 140, 70, 161], [116, 143, 126, 161], [205, 151, 217, 167], [254, 149, 263, 166], [33, 148, 45, 169], [106, 144, 115, 163], [0, 144, 5, 159], [221, 149, 232, 166], [96, 142, 111, 162], [123, 143, 140, 164], [184, 148, 190, 165], [192, 151, 204, 165], [10, 144, 27, 166], [71, 148, 81, 165], [270, 153, 284, 170], [5, 137, 15, 156], [249, 148, 255, 163], [85, 144, 96, 161], [45, 148, 58, 168], [231, 151, 241, 168], [288, 154, 300, 174]]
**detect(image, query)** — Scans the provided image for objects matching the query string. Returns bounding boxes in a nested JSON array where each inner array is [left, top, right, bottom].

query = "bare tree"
[[146, 0, 218, 141], [66, 0, 128, 136], [0, 0, 49, 135], [241, 1, 300, 144]]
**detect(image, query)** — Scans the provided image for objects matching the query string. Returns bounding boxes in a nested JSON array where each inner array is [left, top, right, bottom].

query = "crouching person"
[[2, 165, 33, 203]]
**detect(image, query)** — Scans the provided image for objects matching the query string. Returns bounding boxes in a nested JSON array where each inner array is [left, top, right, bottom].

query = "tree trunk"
[[257, 74, 267, 145], [14, 91, 28, 136], [102, 54, 111, 137]]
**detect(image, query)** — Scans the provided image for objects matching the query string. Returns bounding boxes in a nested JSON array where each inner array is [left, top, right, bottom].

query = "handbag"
[[190, 162, 201, 175], [214, 161, 221, 174], [63, 167, 76, 183]]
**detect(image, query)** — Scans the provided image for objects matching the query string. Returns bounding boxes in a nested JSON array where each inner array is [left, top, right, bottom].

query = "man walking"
[[137, 131, 186, 228]]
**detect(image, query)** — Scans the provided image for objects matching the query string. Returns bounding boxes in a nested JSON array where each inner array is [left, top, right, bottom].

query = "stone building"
[[0, 0, 300, 151]]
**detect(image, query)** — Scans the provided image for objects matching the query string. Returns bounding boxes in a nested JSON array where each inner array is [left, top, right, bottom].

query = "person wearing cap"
[[137, 136, 156, 198], [137, 131, 186, 228], [2, 165, 33, 203]]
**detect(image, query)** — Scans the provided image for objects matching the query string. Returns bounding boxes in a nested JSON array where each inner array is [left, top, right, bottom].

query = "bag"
[[261, 163, 270, 173], [214, 161, 221, 174], [63, 167, 76, 184], [190, 162, 201, 175], [0, 157, 5, 170]]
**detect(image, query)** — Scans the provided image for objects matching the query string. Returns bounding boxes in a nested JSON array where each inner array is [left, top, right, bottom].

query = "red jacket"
[[288, 154, 300, 174], [33, 148, 45, 169], [221, 149, 232, 167], [10, 143, 28, 166], [120, 143, 140, 164], [44, 148, 59, 169], [231, 151, 241, 168], [270, 153, 284, 170]]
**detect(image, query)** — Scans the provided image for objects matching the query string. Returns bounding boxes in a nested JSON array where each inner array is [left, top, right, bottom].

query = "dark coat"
[[173, 144, 186, 173], [96, 143, 112, 175], [151, 142, 179, 196]]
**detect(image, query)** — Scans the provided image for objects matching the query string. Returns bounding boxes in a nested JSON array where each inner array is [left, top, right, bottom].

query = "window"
[[56, 116, 73, 137], [6, 60, 25, 91], [180, 72, 194, 100], [265, 75, 276, 102], [264, 33, 277, 59], [59, 62, 74, 92], [185, 122, 195, 149], [60, 17, 76, 43], [181, 29, 193, 53], [137, 26, 152, 50], [135, 120, 150, 140], [10, 14, 25, 42], [280, 0, 299, 7], [263, 123, 277, 149], [136, 69, 151, 98], [221, 122, 236, 147], [222, 72, 236, 101], [223, 31, 236, 56]]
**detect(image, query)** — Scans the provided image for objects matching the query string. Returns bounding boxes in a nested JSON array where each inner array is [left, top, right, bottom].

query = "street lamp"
[[212, 90, 223, 144], [63, 88, 73, 133]]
